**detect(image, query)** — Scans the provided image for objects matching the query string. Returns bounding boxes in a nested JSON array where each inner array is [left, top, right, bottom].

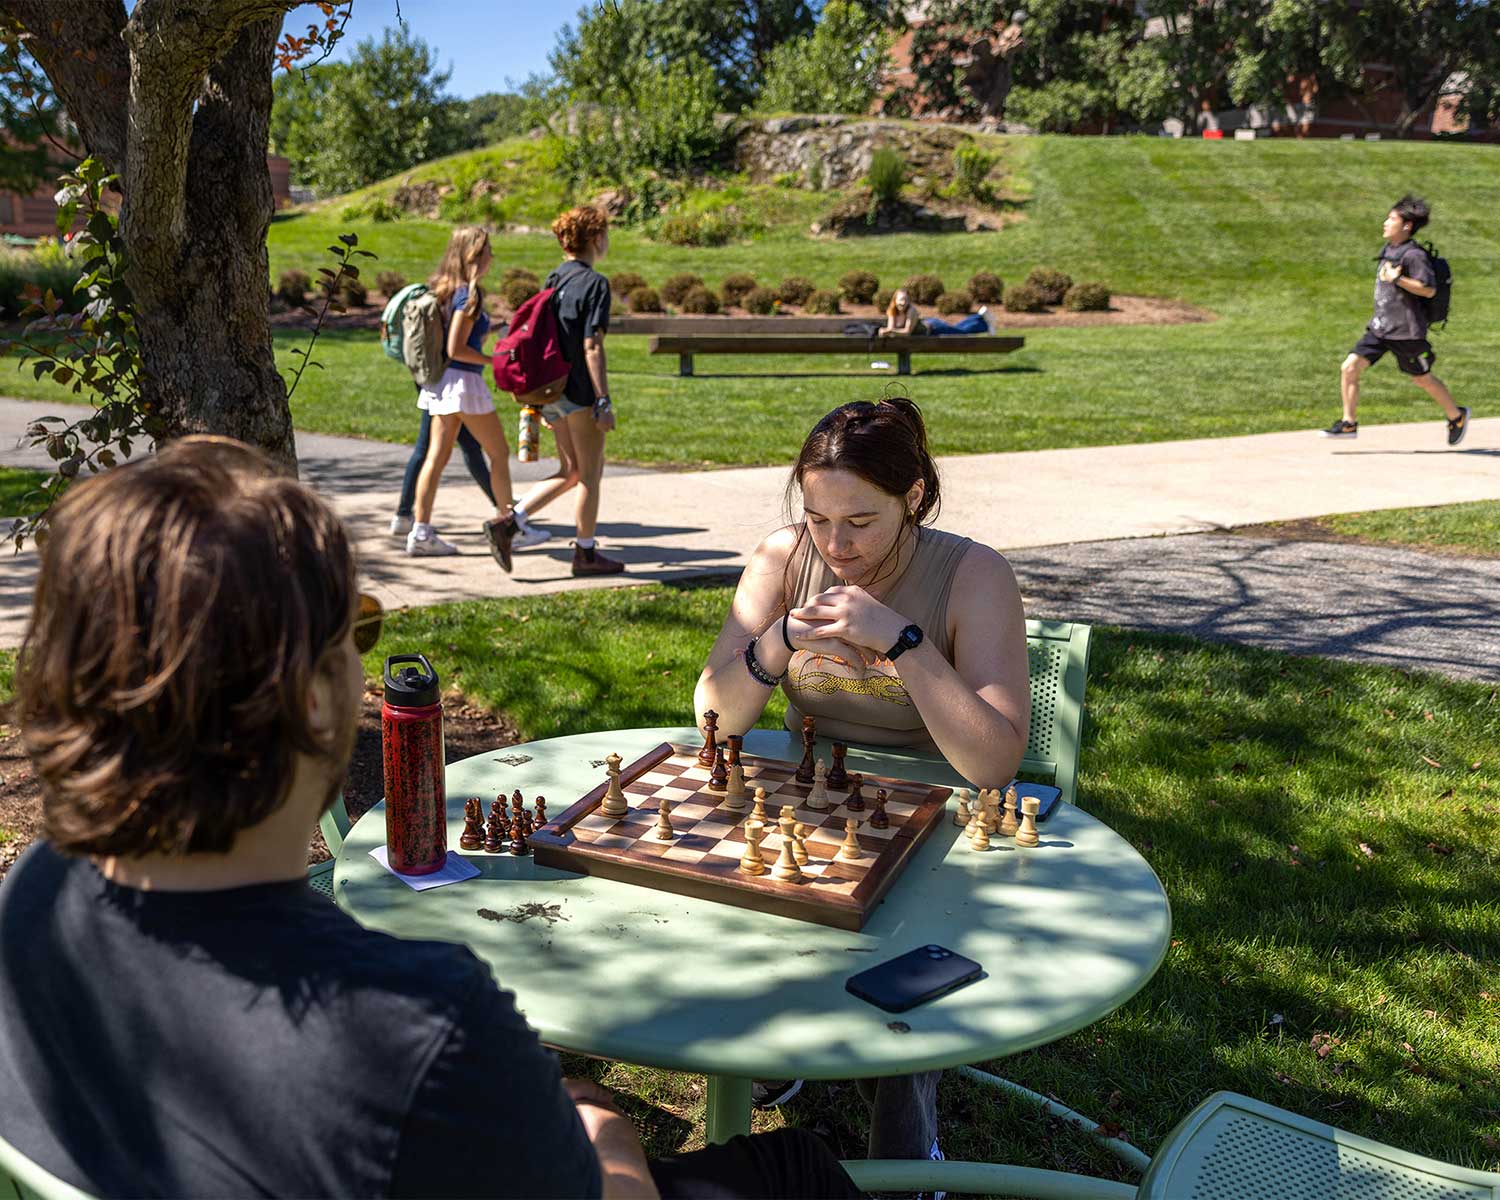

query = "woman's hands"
[[789, 585, 912, 665]]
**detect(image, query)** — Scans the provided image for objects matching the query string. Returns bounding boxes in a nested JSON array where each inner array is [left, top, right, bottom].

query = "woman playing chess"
[[693, 394, 1031, 1163]]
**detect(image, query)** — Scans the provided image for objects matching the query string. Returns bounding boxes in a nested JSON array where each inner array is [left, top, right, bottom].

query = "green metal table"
[[334, 727, 1172, 1143]]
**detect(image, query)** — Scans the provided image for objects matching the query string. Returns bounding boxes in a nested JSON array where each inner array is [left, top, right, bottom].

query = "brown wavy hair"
[[428, 225, 489, 318], [552, 205, 608, 257], [17, 437, 357, 857]]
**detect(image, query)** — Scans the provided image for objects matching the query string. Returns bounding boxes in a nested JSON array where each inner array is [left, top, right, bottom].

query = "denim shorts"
[[541, 395, 592, 423]]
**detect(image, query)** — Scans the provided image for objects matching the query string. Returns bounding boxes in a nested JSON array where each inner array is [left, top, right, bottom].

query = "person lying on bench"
[[880, 287, 997, 337]]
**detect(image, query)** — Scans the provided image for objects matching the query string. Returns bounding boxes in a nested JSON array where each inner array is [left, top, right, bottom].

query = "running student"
[[1322, 195, 1469, 446]]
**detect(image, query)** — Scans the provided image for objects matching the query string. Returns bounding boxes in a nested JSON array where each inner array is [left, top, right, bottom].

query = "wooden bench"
[[613, 316, 870, 335], [648, 333, 1025, 376]]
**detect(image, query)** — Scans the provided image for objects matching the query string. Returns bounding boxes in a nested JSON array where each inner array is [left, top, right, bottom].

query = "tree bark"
[[0, 0, 303, 473]]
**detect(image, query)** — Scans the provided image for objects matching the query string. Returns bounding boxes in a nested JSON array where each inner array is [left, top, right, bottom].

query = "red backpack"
[[492, 288, 571, 407]]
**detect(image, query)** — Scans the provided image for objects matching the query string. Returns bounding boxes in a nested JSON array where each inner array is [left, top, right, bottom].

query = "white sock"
[[413, 522, 433, 539], [513, 504, 534, 530], [576, 536, 596, 550]]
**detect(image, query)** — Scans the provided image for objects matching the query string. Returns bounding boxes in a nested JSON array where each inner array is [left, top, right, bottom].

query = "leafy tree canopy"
[[758, 0, 893, 115]]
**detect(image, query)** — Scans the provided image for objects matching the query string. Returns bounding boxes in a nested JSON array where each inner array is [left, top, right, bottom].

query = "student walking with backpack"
[[1321, 195, 1469, 446], [406, 227, 544, 570], [505, 205, 625, 577]]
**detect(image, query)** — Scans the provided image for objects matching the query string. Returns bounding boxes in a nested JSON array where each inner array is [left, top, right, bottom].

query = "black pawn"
[[827, 743, 849, 790], [509, 820, 528, 855], [845, 773, 865, 812], [534, 796, 547, 828], [484, 804, 505, 853], [709, 743, 729, 791], [870, 788, 889, 829]]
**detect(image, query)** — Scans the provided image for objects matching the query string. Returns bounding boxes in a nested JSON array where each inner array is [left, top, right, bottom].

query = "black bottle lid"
[[383, 654, 439, 708]]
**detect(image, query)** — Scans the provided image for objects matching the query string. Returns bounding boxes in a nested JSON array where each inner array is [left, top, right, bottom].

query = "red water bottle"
[[381, 654, 448, 875]]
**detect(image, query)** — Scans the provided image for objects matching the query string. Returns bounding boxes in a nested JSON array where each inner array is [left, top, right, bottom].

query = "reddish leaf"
[[1427, 842, 1454, 856]]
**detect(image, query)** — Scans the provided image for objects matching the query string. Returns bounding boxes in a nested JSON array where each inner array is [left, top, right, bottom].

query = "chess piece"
[[751, 786, 768, 824], [534, 796, 547, 828], [509, 817, 528, 855], [772, 835, 802, 882], [981, 790, 1001, 835], [795, 715, 817, 784], [739, 821, 767, 875], [969, 807, 992, 851], [723, 757, 748, 810], [845, 774, 866, 812], [484, 801, 506, 853], [708, 744, 728, 792], [600, 752, 628, 817], [792, 822, 811, 866], [460, 798, 484, 850], [654, 795, 675, 842], [1014, 796, 1040, 847], [806, 759, 831, 811], [521, 811, 535, 837], [511, 788, 525, 814], [869, 789, 889, 830], [726, 733, 743, 767], [964, 792, 982, 839], [698, 709, 720, 767], [827, 743, 849, 790], [778, 804, 797, 844], [999, 786, 1020, 837], [837, 816, 863, 861], [953, 788, 973, 829]]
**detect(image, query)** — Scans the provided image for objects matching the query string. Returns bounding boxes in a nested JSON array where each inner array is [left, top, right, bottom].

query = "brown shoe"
[[571, 542, 625, 577], [483, 515, 516, 573]]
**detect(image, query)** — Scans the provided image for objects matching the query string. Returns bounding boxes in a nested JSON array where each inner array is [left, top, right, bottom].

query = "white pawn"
[[953, 787, 973, 828], [723, 758, 747, 811], [806, 759, 831, 811], [600, 752, 628, 817], [772, 834, 802, 881], [964, 789, 986, 839]]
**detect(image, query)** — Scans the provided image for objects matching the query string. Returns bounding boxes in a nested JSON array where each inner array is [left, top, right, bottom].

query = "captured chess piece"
[[869, 788, 889, 830], [653, 794, 675, 842], [698, 709, 720, 767], [837, 816, 863, 861], [969, 801, 992, 851], [521, 810, 535, 837], [484, 800, 507, 853], [953, 788, 973, 829], [981, 790, 1001, 837], [708, 744, 729, 793], [533, 796, 547, 828], [806, 759, 831, 811], [795, 715, 817, 784], [827, 742, 849, 790], [739, 820, 767, 875], [460, 798, 484, 850], [509, 814, 528, 855], [511, 788, 525, 814], [964, 792, 982, 839], [845, 773, 866, 812], [1014, 796, 1041, 848], [600, 752, 628, 817], [998, 785, 1020, 837]]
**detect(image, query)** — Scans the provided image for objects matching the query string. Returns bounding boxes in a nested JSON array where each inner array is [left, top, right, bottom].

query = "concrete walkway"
[[2, 397, 1497, 653]]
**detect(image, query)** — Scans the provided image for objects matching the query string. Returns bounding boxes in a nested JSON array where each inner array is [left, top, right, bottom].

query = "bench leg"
[[898, 352, 911, 376], [679, 353, 694, 378]]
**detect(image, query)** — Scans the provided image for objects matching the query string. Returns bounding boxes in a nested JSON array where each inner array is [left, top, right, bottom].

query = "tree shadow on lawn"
[[649, 365, 1043, 380]]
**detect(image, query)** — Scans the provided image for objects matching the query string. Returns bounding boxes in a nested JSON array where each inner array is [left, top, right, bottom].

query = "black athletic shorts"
[[1352, 330, 1436, 376]]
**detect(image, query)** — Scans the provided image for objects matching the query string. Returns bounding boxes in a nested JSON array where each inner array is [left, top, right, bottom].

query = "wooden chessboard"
[[529, 743, 952, 931]]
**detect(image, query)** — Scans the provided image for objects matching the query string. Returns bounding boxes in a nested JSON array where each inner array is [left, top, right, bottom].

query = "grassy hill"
[[6, 135, 1496, 466]]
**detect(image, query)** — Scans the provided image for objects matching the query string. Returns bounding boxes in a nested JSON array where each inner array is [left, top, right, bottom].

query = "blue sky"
[[305, 0, 576, 98]]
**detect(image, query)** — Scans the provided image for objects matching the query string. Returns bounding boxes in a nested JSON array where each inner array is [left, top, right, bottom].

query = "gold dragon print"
[[790, 656, 911, 706]]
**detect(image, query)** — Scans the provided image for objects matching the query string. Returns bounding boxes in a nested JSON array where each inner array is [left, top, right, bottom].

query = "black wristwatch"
[[886, 623, 924, 661]]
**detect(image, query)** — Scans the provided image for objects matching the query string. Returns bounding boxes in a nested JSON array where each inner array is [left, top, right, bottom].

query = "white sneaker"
[[390, 515, 413, 536], [512, 524, 553, 551], [405, 529, 458, 556]]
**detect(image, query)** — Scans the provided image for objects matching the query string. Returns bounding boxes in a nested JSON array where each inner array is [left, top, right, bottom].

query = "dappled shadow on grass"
[[637, 364, 1043, 380]]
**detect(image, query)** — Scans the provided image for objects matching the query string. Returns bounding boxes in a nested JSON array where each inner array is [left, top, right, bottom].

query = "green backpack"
[[380, 283, 447, 389]]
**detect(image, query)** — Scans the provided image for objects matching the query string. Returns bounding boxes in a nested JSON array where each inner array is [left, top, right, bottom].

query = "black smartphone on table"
[[845, 945, 984, 1013]]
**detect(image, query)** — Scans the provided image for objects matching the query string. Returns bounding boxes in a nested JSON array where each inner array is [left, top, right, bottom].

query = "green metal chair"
[[0, 1131, 94, 1200], [305, 792, 351, 901], [845, 1090, 1500, 1199], [1021, 619, 1092, 808]]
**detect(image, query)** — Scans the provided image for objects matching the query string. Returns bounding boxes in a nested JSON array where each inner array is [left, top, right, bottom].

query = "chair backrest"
[[0, 1131, 95, 1200], [1140, 1091, 1500, 1200], [1022, 619, 1092, 807], [319, 792, 351, 857]]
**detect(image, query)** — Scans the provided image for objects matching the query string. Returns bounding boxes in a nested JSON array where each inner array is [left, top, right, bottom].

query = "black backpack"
[[1419, 240, 1452, 328]]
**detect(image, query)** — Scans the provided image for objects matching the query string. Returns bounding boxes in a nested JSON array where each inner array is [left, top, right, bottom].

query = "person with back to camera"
[[880, 287, 998, 337], [507, 205, 626, 577], [692, 395, 1032, 1164], [1321, 194, 1469, 445], [0, 435, 863, 1200], [406, 225, 546, 570]]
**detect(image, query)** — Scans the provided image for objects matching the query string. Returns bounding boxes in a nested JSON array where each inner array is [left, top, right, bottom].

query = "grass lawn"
[[1319, 500, 1500, 557], [361, 584, 1500, 1176], [4, 138, 1496, 466], [0, 467, 45, 517]]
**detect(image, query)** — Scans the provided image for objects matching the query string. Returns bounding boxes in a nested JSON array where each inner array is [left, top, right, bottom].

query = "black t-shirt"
[[545, 259, 611, 406], [0, 843, 600, 1198], [1370, 239, 1434, 341]]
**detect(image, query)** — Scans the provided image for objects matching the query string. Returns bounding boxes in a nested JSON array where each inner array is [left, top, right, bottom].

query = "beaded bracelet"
[[743, 637, 782, 688]]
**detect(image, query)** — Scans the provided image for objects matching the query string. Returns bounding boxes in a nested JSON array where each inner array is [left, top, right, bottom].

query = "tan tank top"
[[781, 527, 972, 749]]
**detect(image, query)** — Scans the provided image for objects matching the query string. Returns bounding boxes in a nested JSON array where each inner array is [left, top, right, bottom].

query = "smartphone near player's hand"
[[845, 945, 984, 1013]]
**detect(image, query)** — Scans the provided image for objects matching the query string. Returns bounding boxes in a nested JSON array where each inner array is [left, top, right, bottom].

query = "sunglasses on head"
[[353, 593, 384, 654]]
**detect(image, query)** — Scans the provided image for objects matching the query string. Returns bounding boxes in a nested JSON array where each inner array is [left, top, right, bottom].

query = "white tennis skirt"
[[418, 367, 495, 416]]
